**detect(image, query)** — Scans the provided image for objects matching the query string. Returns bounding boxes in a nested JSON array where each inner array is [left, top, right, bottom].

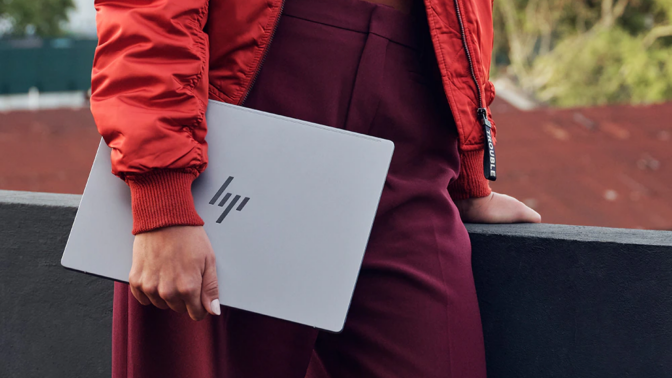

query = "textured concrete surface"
[[469, 223, 672, 377], [1, 190, 671, 377], [466, 222, 672, 246], [0, 190, 112, 378]]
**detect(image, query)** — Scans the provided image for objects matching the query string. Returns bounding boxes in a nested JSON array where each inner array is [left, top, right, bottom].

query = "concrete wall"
[[0, 191, 112, 378], [469, 224, 672, 378], [1, 190, 671, 377]]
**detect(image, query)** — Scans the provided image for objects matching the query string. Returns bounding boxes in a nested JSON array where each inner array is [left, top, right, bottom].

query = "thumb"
[[489, 193, 541, 223], [201, 254, 221, 316]]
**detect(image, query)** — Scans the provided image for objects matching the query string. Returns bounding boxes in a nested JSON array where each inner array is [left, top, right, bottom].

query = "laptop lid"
[[61, 100, 394, 332]]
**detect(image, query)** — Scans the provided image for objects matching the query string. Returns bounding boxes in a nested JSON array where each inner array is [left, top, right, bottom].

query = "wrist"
[[448, 149, 493, 200]]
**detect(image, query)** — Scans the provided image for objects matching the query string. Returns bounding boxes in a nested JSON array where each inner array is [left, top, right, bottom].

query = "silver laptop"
[[61, 100, 394, 332]]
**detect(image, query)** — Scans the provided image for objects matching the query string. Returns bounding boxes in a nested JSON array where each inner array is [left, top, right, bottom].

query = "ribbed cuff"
[[126, 170, 204, 235], [448, 149, 493, 200]]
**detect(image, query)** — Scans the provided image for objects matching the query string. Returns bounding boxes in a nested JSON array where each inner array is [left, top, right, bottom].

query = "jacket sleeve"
[[447, 149, 492, 199], [90, 0, 210, 234], [448, 80, 497, 200]]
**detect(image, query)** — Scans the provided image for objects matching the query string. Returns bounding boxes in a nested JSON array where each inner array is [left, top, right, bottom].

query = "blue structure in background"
[[0, 38, 97, 94]]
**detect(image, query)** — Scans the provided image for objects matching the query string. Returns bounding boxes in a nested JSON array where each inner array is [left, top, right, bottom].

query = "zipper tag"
[[478, 108, 497, 181]]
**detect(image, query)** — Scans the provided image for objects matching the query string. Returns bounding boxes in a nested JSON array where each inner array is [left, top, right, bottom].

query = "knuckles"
[[177, 284, 200, 298], [129, 275, 201, 300], [129, 279, 142, 291], [128, 266, 206, 319], [128, 272, 142, 289], [157, 286, 179, 301], [141, 284, 159, 297]]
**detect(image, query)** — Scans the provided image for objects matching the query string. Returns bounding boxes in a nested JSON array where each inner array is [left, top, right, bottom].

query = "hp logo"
[[208, 176, 250, 223]]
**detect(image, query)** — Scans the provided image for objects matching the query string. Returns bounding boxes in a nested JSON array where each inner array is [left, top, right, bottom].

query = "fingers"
[[128, 226, 220, 320], [141, 285, 170, 310], [491, 193, 541, 223], [201, 254, 221, 317], [130, 277, 203, 316], [181, 280, 208, 321], [129, 283, 151, 306], [129, 274, 164, 307], [454, 192, 541, 224], [128, 270, 211, 320], [129, 276, 173, 311], [518, 203, 542, 223], [160, 284, 188, 314]]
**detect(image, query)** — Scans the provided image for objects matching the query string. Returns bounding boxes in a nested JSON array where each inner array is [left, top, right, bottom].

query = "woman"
[[91, 0, 540, 377]]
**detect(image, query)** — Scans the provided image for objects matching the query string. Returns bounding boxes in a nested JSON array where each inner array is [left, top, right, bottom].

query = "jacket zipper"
[[239, 0, 286, 105], [451, 0, 496, 181]]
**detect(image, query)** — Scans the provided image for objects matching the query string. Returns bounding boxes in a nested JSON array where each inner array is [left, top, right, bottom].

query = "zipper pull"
[[478, 108, 497, 181]]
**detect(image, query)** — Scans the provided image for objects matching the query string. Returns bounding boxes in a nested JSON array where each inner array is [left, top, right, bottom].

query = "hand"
[[454, 192, 541, 224], [129, 225, 221, 320]]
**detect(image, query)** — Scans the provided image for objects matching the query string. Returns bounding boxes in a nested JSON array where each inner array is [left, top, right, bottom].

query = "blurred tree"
[[494, 0, 672, 106], [0, 0, 74, 37]]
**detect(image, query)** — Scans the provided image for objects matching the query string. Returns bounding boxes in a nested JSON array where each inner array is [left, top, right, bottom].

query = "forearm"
[[91, 0, 210, 234]]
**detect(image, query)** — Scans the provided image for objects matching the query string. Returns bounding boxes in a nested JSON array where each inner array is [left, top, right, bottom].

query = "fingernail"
[[211, 299, 221, 316]]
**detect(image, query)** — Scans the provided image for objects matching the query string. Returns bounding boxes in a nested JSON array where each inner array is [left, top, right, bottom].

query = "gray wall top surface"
[[465, 223, 672, 247], [0, 189, 81, 208]]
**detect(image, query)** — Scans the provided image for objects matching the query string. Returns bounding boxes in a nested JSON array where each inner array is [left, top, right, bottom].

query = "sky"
[[66, 0, 97, 36]]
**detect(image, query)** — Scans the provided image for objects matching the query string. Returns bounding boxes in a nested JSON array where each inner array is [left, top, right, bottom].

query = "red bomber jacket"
[[91, 0, 498, 234]]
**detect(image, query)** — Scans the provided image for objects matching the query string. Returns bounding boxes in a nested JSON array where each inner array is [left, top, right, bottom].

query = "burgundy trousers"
[[112, 0, 487, 377]]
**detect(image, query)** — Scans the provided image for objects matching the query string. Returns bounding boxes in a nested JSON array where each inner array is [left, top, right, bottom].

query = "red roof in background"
[[0, 108, 100, 194], [1, 100, 670, 230], [490, 99, 672, 230]]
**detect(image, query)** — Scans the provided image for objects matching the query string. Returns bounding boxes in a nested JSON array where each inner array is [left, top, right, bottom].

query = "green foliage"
[[494, 0, 672, 107], [0, 0, 75, 37]]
